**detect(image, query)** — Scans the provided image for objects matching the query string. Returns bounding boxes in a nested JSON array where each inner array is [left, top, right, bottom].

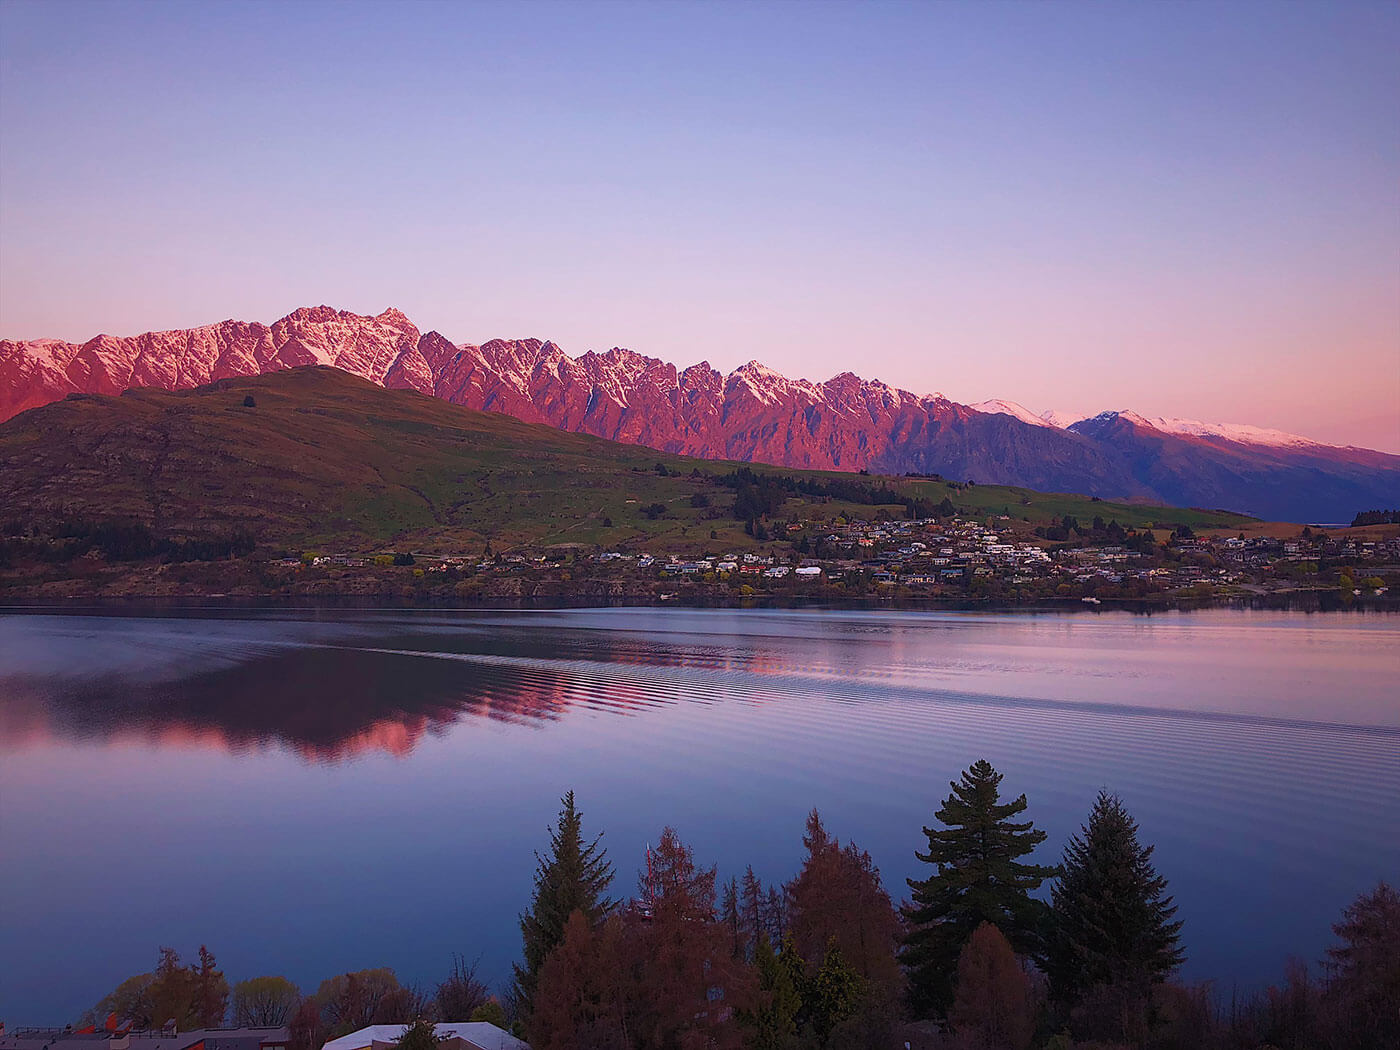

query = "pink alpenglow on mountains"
[[2, 306, 1397, 523]]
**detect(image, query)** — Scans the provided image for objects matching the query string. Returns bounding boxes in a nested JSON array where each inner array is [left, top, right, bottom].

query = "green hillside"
[[0, 366, 1255, 560]]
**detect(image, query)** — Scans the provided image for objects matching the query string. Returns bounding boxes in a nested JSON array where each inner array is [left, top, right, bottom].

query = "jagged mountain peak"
[[2, 306, 1395, 521]]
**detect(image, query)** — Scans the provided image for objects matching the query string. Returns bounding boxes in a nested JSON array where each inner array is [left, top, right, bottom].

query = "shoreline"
[[1, 590, 1394, 616]]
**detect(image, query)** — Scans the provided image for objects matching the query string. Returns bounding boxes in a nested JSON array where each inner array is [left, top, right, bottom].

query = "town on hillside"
[[286, 513, 1399, 604]]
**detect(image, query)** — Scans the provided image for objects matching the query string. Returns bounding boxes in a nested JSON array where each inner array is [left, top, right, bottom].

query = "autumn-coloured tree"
[[631, 827, 752, 1050], [529, 910, 631, 1050], [315, 969, 408, 1036], [288, 997, 325, 1050], [948, 923, 1035, 1050], [1324, 881, 1400, 1050], [786, 810, 902, 994]]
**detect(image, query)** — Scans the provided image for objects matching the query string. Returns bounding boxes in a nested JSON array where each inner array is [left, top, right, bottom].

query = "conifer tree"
[[949, 923, 1035, 1050], [512, 790, 616, 1018], [737, 936, 802, 1050], [901, 759, 1056, 1017], [740, 866, 766, 951], [193, 946, 229, 1028], [1043, 791, 1184, 1004], [787, 809, 901, 992]]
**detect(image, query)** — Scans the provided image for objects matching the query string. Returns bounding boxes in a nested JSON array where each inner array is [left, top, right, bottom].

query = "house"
[[320, 1024, 528, 1050]]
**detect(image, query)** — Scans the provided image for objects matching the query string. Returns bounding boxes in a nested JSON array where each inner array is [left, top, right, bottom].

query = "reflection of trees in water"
[[0, 644, 665, 763]]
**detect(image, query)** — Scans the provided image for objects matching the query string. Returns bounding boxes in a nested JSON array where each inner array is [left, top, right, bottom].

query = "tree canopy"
[[1043, 791, 1184, 1004], [901, 759, 1056, 1017], [513, 790, 617, 1018]]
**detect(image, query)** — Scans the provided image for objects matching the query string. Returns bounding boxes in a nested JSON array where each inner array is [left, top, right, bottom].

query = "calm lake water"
[[1, 607, 1397, 1021]]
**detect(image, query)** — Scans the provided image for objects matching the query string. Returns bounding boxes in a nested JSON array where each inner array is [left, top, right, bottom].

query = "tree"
[[436, 955, 490, 1020], [901, 760, 1056, 1017], [786, 810, 902, 994], [804, 942, 864, 1046], [315, 969, 407, 1036], [288, 997, 325, 1050], [394, 1019, 441, 1050], [86, 972, 156, 1028], [736, 936, 801, 1050], [631, 827, 751, 1049], [232, 975, 301, 1026], [949, 923, 1035, 1050], [513, 791, 617, 1018], [1323, 881, 1400, 1050], [468, 1001, 507, 1027], [193, 946, 229, 1027], [1043, 791, 1184, 1008], [148, 947, 197, 1029], [529, 910, 630, 1050]]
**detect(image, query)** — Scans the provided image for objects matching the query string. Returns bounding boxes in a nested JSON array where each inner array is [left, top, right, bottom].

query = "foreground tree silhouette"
[[1324, 880, 1400, 1050], [513, 790, 616, 1018], [786, 810, 902, 995], [232, 975, 301, 1026], [393, 1019, 440, 1050], [901, 759, 1056, 1017], [1043, 791, 1184, 1007], [949, 923, 1035, 1050], [632, 826, 751, 1049], [529, 910, 630, 1050]]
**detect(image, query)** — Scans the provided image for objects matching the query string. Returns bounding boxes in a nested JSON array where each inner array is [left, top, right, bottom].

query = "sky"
[[1, 1, 1397, 450]]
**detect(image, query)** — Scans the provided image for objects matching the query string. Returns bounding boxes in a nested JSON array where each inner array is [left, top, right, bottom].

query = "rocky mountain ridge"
[[3, 305, 1396, 521]]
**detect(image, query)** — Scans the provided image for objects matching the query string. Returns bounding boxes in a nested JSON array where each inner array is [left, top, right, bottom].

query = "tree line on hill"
[[82, 766, 1397, 1050], [1350, 509, 1400, 526]]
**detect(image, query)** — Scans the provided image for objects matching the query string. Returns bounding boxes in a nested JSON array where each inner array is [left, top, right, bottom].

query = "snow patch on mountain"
[[970, 400, 1054, 427]]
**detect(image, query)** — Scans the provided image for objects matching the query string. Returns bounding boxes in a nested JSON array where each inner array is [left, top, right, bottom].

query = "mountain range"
[[3, 305, 1395, 522]]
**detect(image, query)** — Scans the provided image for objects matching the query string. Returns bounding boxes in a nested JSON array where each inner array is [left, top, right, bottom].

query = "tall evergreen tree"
[[901, 759, 1056, 1017], [512, 791, 616, 1018], [1043, 791, 1184, 1004]]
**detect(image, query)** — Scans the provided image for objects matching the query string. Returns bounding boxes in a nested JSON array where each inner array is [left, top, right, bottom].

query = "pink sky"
[[2, 2, 1397, 450]]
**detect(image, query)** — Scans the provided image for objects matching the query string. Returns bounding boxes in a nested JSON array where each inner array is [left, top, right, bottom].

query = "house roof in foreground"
[[320, 1025, 527, 1050]]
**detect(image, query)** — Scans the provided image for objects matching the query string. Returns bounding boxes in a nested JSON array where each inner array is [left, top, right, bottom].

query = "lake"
[[1, 606, 1397, 1022]]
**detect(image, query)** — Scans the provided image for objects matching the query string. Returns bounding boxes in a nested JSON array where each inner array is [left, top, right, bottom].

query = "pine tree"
[[1043, 791, 1184, 1004], [901, 759, 1056, 1017], [512, 790, 616, 1018]]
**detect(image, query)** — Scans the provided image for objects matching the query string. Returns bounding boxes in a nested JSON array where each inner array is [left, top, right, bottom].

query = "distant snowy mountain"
[[969, 400, 1055, 428], [3, 306, 1396, 521]]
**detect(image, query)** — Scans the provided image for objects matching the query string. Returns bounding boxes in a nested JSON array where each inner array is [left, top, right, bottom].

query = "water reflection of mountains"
[[0, 643, 669, 763]]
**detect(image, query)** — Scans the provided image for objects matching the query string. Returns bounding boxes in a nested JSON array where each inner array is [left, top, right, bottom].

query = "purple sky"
[[1, 1, 1397, 450]]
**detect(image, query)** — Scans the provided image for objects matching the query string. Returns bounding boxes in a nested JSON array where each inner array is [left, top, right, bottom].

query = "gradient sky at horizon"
[[1, 1, 1397, 450]]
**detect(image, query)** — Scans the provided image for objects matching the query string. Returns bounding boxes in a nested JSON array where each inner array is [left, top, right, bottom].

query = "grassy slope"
[[0, 367, 1256, 554]]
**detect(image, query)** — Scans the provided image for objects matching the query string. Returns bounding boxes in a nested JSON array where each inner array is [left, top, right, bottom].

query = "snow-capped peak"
[[970, 400, 1054, 427], [1038, 409, 1081, 428], [1140, 414, 1331, 449]]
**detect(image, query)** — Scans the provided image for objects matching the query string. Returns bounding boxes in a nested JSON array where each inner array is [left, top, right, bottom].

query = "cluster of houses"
[[283, 515, 1398, 598]]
